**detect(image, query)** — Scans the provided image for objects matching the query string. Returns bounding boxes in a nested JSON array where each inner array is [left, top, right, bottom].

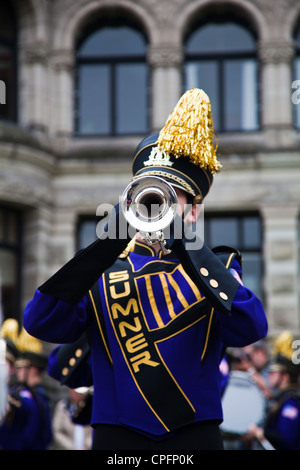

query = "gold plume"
[[0, 318, 20, 343], [157, 88, 221, 174], [272, 330, 294, 360], [17, 328, 43, 354]]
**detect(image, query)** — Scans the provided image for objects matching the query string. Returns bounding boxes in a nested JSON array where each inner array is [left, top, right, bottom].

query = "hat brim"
[[16, 351, 48, 370]]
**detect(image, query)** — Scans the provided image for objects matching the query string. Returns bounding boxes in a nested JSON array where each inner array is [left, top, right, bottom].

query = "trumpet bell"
[[121, 176, 178, 235]]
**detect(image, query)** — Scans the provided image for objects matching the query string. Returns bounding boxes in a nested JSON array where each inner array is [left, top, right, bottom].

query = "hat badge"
[[143, 147, 174, 168]]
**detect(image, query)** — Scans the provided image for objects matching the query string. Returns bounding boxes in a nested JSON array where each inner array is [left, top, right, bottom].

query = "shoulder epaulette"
[[212, 245, 242, 269]]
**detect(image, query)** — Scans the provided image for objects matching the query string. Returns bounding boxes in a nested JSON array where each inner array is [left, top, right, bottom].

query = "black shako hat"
[[132, 88, 221, 202]]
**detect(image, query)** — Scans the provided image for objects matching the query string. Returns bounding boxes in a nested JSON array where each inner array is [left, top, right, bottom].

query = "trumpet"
[[121, 176, 178, 254]]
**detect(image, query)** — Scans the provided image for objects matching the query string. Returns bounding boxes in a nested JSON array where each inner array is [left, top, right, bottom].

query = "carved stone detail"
[[51, 49, 75, 72], [148, 46, 183, 67], [23, 41, 49, 65], [258, 41, 295, 64]]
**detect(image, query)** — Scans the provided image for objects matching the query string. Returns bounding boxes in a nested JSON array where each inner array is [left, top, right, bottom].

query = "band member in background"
[[23, 88, 268, 450], [0, 322, 52, 450], [247, 331, 300, 450]]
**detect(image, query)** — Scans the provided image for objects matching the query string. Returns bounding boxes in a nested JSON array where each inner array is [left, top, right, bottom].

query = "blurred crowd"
[[220, 332, 300, 450], [0, 318, 299, 451]]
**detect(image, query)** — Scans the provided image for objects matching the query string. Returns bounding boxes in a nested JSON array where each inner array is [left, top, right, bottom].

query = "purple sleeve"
[[47, 345, 93, 388], [215, 283, 268, 347], [23, 289, 89, 344]]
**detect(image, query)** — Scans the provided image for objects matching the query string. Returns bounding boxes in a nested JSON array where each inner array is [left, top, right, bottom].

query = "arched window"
[[184, 19, 259, 132], [75, 22, 148, 136], [0, 2, 17, 122], [293, 24, 300, 128]]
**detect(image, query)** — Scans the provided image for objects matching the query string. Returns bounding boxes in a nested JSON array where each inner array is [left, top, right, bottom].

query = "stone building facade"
[[0, 0, 300, 338]]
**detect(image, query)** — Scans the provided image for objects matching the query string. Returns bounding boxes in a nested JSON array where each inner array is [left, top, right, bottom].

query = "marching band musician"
[[23, 89, 268, 450], [0, 320, 52, 450], [247, 331, 300, 450], [0, 319, 19, 420]]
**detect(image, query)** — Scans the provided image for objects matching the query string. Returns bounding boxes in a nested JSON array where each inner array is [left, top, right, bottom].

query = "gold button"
[[210, 279, 219, 288], [69, 357, 76, 366], [62, 367, 69, 376], [75, 348, 82, 358], [219, 292, 228, 301], [200, 267, 209, 277]]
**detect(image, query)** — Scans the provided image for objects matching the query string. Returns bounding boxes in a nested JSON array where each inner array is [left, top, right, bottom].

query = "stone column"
[[51, 49, 75, 147], [261, 205, 299, 335], [23, 41, 49, 135], [50, 207, 78, 269], [148, 45, 183, 131], [259, 40, 295, 147], [22, 205, 53, 306], [22, 204, 78, 308]]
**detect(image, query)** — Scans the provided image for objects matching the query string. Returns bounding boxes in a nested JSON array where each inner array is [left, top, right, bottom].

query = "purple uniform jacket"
[[24, 241, 268, 438]]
